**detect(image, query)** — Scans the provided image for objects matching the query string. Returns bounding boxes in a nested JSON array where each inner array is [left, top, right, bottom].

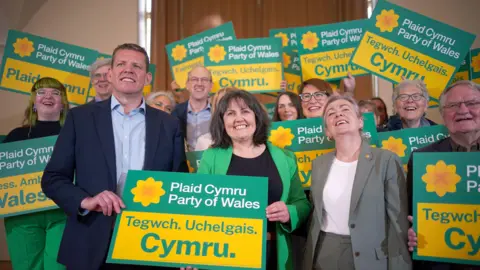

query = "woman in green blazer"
[[197, 89, 311, 270]]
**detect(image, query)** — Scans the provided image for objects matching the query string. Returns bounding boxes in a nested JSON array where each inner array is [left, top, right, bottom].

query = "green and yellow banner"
[[0, 30, 99, 105], [377, 125, 449, 170], [270, 28, 302, 94], [107, 170, 267, 269], [268, 113, 377, 188], [0, 136, 58, 218], [296, 20, 369, 82], [166, 22, 236, 89], [470, 48, 480, 84], [452, 53, 471, 83], [350, 0, 476, 105], [413, 152, 480, 265], [204, 37, 284, 94]]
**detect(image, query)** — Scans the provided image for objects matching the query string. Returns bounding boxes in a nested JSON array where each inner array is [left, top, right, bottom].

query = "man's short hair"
[[112, 43, 150, 70]]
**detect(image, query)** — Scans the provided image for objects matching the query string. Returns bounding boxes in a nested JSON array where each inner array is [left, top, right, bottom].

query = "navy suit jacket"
[[41, 98, 188, 270], [171, 100, 188, 138]]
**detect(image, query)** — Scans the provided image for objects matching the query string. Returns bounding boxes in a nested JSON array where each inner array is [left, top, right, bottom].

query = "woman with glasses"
[[298, 78, 334, 118], [146, 90, 176, 114], [3, 77, 70, 270], [386, 80, 436, 131]]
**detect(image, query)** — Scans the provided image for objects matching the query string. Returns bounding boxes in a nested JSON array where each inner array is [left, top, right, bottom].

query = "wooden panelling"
[[151, 0, 373, 101]]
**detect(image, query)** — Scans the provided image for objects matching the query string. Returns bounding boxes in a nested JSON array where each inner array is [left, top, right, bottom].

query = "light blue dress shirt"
[[186, 102, 211, 151], [111, 95, 146, 197]]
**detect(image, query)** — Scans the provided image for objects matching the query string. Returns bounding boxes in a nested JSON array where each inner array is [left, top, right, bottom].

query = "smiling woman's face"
[[324, 99, 363, 139]]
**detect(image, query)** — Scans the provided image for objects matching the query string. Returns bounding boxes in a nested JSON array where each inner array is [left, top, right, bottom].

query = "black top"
[[4, 121, 62, 143], [227, 148, 283, 233]]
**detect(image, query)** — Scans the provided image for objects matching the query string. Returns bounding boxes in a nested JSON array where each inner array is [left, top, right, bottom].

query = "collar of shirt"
[[111, 95, 146, 116], [449, 137, 480, 152], [187, 100, 211, 114]]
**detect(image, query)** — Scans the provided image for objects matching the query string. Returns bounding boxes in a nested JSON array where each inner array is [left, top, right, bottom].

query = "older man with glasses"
[[88, 58, 113, 103], [407, 80, 480, 270]]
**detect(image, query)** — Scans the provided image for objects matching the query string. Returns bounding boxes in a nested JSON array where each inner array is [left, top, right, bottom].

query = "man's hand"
[[80, 191, 125, 216]]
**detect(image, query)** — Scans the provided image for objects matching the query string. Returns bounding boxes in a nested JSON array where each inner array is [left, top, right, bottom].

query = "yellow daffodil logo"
[[131, 177, 166, 207], [208, 45, 227, 63], [283, 52, 291, 69], [171, 44, 187, 62], [275, 32, 289, 47], [422, 160, 461, 197], [471, 53, 480, 72], [13, 37, 35, 58], [301, 31, 320, 51], [269, 126, 295, 148], [376, 9, 400, 32], [186, 160, 195, 173], [381, 136, 407, 157]]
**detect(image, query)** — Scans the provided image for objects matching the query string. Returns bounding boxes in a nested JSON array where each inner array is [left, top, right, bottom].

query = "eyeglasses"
[[396, 93, 424, 102], [36, 89, 62, 97], [188, 77, 211, 84], [443, 99, 480, 111], [93, 72, 108, 81], [299, 91, 328, 102]]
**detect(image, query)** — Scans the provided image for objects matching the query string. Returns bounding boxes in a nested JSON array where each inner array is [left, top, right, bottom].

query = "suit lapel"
[[313, 152, 335, 213], [93, 99, 117, 190], [349, 141, 374, 216], [144, 106, 163, 170]]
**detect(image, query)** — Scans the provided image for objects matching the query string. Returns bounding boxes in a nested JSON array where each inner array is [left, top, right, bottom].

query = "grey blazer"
[[304, 142, 412, 270]]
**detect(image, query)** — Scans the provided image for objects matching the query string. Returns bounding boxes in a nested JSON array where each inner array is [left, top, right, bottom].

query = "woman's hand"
[[266, 201, 290, 223], [180, 267, 198, 270], [280, 80, 287, 91], [343, 72, 356, 94], [407, 215, 417, 252]]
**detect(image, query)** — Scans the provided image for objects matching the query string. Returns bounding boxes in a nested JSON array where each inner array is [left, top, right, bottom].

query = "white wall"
[[377, 0, 480, 124], [0, 0, 138, 260]]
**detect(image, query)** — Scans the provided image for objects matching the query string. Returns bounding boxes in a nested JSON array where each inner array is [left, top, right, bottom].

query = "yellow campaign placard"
[[295, 149, 334, 188], [2, 58, 90, 105], [111, 211, 263, 268], [208, 62, 283, 94], [0, 136, 58, 218], [171, 58, 204, 89], [0, 171, 56, 216], [416, 203, 480, 261], [352, 32, 456, 100], [107, 171, 268, 269], [300, 48, 367, 81], [284, 72, 302, 94]]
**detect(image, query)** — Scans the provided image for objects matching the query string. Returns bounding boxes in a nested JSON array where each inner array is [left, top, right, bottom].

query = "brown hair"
[[112, 43, 149, 70], [298, 78, 333, 95]]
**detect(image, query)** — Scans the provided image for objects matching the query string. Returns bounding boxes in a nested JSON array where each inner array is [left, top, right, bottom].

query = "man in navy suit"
[[42, 43, 188, 270]]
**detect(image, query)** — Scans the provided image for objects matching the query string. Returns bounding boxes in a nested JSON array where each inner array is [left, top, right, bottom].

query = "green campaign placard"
[[297, 19, 369, 82], [470, 48, 480, 84], [186, 151, 204, 173], [86, 53, 157, 101], [269, 28, 302, 94], [412, 152, 480, 265], [264, 103, 276, 120], [377, 125, 449, 170], [350, 0, 476, 105], [0, 136, 58, 218], [107, 170, 268, 269], [268, 112, 377, 188], [0, 30, 99, 105], [166, 22, 236, 89], [451, 52, 470, 83], [204, 37, 283, 94]]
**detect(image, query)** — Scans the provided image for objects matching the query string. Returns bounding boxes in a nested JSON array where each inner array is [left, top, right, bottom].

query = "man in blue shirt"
[[172, 65, 212, 151], [42, 43, 188, 270]]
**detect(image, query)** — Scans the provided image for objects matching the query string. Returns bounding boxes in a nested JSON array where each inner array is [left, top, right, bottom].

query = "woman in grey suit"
[[304, 95, 412, 270]]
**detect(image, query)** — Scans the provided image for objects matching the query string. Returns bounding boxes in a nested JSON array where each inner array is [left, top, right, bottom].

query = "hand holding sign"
[[407, 215, 417, 252], [266, 201, 290, 223], [80, 190, 125, 216]]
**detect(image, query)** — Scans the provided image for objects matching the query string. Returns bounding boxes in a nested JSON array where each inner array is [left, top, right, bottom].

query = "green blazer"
[[198, 142, 311, 270]]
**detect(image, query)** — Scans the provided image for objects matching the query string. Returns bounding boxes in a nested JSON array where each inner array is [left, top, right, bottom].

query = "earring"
[[33, 105, 37, 112]]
